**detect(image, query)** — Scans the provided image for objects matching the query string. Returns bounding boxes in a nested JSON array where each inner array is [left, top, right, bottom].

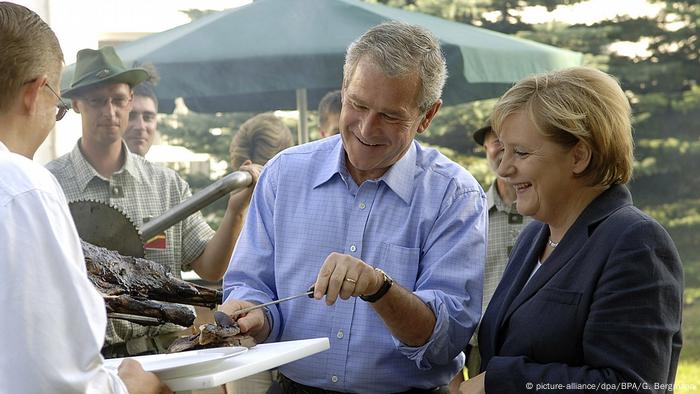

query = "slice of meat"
[[167, 312, 256, 353]]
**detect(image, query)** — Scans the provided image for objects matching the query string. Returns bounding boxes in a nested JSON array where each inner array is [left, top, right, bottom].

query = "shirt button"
[[336, 330, 344, 339], [359, 202, 366, 209], [331, 375, 339, 383], [350, 245, 357, 252]]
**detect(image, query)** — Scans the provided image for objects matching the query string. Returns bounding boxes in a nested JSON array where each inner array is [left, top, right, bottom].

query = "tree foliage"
[[161, 0, 700, 284]]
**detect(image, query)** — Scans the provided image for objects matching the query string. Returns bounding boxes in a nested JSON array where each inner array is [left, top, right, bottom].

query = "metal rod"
[[140, 171, 252, 241], [296, 88, 308, 144], [107, 312, 163, 325]]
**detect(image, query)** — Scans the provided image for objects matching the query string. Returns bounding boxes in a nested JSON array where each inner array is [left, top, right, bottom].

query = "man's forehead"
[[79, 82, 131, 97], [132, 95, 157, 111]]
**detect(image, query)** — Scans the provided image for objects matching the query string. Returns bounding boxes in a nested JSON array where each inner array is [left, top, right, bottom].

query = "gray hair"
[[343, 21, 447, 113]]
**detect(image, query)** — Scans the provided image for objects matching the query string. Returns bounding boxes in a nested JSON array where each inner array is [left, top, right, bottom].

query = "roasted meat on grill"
[[82, 240, 222, 327]]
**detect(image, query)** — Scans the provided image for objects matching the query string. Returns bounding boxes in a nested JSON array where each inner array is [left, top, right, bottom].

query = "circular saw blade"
[[69, 199, 145, 258]]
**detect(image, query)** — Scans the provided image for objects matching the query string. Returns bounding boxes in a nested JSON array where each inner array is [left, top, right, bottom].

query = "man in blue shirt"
[[222, 21, 487, 393]]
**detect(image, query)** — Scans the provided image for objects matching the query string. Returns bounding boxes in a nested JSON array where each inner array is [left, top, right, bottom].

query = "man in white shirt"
[[0, 3, 168, 393]]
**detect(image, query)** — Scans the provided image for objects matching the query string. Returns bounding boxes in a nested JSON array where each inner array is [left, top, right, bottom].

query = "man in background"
[[125, 81, 158, 156], [0, 2, 167, 392], [317, 89, 341, 138]]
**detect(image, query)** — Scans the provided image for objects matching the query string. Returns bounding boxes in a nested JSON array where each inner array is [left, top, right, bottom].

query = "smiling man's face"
[[340, 58, 436, 185]]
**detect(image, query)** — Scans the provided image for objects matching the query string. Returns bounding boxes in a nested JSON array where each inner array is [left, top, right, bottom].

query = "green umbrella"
[[62, 0, 582, 140]]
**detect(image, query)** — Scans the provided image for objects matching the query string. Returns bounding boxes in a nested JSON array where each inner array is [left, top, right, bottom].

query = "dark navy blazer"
[[478, 185, 683, 393]]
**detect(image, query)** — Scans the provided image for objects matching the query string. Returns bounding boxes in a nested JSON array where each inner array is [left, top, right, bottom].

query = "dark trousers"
[[275, 373, 449, 394]]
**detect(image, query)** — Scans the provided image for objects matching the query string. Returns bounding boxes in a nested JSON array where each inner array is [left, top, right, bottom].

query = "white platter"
[[103, 346, 248, 379]]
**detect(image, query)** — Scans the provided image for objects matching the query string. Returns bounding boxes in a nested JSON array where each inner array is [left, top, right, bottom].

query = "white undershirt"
[[525, 260, 543, 286], [0, 142, 127, 393]]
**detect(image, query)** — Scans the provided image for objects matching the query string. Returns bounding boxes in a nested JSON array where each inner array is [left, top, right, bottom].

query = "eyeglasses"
[[81, 95, 132, 109], [23, 78, 70, 121], [44, 83, 70, 121]]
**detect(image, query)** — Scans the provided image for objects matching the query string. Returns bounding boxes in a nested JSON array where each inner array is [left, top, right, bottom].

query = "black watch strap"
[[360, 268, 393, 303]]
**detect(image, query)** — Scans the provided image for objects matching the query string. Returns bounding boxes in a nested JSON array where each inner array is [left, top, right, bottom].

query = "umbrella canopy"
[[61, 0, 582, 115]]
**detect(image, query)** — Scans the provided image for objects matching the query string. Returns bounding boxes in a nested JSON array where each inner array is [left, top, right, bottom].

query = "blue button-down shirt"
[[224, 136, 486, 393]]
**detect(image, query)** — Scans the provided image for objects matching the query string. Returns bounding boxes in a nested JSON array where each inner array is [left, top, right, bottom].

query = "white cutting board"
[[161, 337, 330, 392]]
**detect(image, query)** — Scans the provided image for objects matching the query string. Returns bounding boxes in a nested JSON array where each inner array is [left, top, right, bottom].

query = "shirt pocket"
[[377, 242, 420, 289]]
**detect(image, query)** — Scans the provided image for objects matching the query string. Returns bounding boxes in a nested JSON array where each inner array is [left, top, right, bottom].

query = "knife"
[[231, 286, 315, 317]]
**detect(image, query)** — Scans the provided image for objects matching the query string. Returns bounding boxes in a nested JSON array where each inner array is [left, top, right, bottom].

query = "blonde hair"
[[0, 2, 63, 113], [229, 113, 293, 169], [491, 66, 634, 186]]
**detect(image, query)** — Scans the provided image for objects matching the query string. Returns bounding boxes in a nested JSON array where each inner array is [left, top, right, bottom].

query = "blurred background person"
[[464, 123, 533, 377], [317, 89, 341, 138], [0, 2, 167, 393], [225, 112, 293, 394], [125, 80, 158, 156], [454, 66, 683, 393], [226, 112, 294, 257]]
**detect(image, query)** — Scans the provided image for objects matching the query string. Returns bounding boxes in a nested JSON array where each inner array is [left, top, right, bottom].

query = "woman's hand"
[[448, 368, 466, 393], [458, 372, 486, 394]]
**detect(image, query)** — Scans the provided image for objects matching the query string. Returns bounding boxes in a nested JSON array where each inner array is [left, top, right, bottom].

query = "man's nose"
[[358, 113, 381, 137], [100, 101, 118, 118]]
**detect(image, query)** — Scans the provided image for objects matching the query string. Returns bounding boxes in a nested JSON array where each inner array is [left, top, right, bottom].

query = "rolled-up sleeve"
[[396, 187, 487, 368]]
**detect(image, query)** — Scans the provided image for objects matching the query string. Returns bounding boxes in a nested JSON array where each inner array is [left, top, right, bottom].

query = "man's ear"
[[572, 140, 592, 175], [417, 99, 442, 135], [71, 98, 81, 114], [22, 76, 46, 115]]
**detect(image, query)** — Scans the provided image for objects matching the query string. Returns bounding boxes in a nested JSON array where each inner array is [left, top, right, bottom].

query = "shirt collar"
[[487, 181, 517, 213], [379, 141, 416, 205], [72, 139, 137, 191], [312, 137, 346, 189], [0, 141, 8, 153], [312, 138, 416, 205]]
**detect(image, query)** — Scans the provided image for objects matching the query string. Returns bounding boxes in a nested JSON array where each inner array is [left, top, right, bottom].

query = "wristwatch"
[[360, 268, 393, 303]]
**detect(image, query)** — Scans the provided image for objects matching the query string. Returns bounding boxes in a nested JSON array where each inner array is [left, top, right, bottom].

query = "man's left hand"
[[313, 252, 383, 305]]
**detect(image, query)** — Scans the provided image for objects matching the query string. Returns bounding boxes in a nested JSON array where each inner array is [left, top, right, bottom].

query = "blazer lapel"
[[497, 185, 633, 331]]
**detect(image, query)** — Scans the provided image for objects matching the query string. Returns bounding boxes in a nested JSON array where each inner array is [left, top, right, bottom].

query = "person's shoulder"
[[45, 151, 73, 174], [609, 203, 671, 240], [132, 153, 184, 181], [415, 141, 481, 191], [0, 152, 63, 202], [281, 136, 336, 157], [268, 136, 338, 170]]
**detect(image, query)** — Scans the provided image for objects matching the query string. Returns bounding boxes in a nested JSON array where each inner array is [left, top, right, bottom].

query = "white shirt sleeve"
[[0, 181, 128, 393]]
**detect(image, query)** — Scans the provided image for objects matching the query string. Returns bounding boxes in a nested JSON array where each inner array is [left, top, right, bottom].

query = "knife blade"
[[231, 286, 315, 317]]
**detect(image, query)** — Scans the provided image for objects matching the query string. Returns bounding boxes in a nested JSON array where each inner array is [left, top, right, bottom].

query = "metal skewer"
[[231, 287, 314, 317]]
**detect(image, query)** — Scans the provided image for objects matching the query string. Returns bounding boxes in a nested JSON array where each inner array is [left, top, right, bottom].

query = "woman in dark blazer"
[[453, 67, 683, 393]]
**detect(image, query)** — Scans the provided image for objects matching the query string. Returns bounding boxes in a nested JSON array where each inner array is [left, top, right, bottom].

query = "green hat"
[[62, 46, 149, 98], [472, 124, 492, 146]]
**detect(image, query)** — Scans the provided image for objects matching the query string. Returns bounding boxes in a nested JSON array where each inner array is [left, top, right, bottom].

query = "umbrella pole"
[[296, 88, 309, 144]]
